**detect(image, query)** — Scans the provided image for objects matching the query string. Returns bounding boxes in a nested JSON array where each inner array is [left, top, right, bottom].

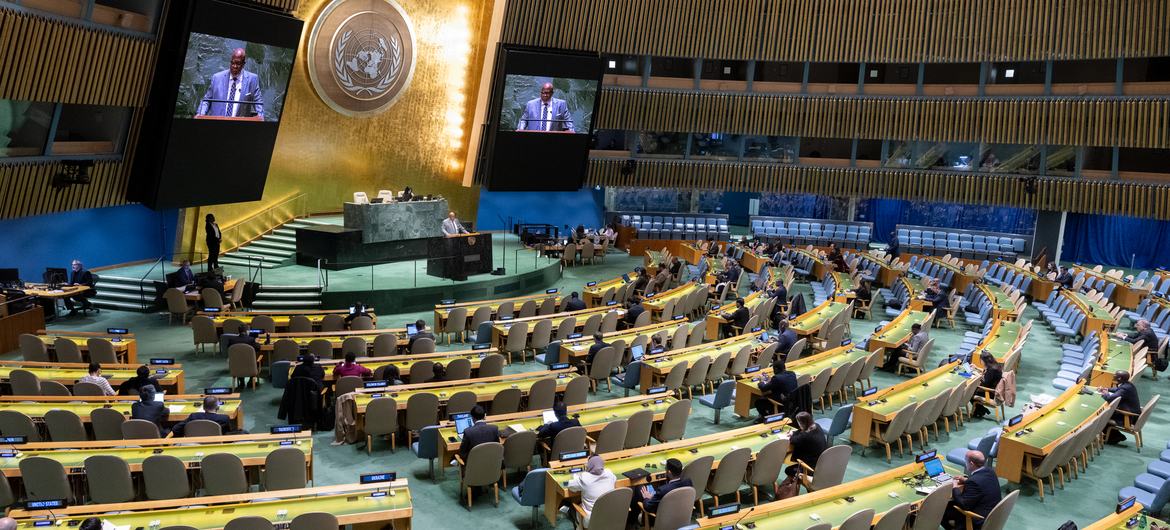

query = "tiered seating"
[[1119, 440, 1170, 514], [959, 283, 1025, 328], [878, 278, 917, 318], [620, 213, 729, 241], [749, 216, 872, 249], [896, 226, 1028, 260], [1035, 289, 1121, 341], [788, 247, 825, 278], [983, 261, 1036, 295], [844, 250, 900, 285], [904, 255, 957, 288], [1054, 332, 1102, 390]]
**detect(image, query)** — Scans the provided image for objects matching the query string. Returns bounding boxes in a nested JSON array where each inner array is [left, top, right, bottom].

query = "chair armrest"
[[956, 506, 985, 530], [796, 459, 814, 474], [1116, 409, 1138, 429], [572, 501, 589, 519], [454, 454, 465, 467]]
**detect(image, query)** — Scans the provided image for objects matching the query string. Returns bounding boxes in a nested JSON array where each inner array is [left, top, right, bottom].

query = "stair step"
[[250, 237, 296, 249], [260, 284, 322, 292], [256, 291, 321, 299], [95, 281, 156, 294], [252, 300, 322, 308], [218, 256, 280, 269], [93, 290, 153, 302], [263, 234, 298, 244], [297, 217, 335, 225], [95, 275, 155, 286], [233, 247, 291, 260], [273, 228, 297, 237], [92, 299, 152, 312]]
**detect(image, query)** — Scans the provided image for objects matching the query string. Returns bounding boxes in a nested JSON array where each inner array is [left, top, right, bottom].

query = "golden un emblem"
[[307, 0, 417, 117]]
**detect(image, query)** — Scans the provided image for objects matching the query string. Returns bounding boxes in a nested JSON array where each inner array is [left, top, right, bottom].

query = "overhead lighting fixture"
[[1005, 69, 1016, 78], [870, 69, 879, 78], [723, 66, 731, 75], [608, 60, 616, 69]]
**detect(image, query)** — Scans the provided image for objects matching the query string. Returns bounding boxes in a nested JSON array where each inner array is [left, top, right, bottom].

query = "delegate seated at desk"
[[442, 211, 469, 237], [64, 259, 96, 314]]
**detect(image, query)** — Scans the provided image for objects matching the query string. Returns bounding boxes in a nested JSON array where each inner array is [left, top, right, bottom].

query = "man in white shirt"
[[442, 211, 469, 237]]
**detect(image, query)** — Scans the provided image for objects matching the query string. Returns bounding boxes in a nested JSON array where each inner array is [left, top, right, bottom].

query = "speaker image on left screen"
[[130, 0, 302, 209]]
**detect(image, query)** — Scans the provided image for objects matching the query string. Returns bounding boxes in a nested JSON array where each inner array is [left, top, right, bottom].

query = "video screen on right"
[[479, 46, 604, 191]]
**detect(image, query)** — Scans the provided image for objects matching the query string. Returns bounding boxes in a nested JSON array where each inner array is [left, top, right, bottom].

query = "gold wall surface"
[[179, 0, 494, 257]]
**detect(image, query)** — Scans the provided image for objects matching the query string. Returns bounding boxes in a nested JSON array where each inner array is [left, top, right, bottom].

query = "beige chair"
[[491, 387, 523, 415], [91, 407, 125, 440], [600, 310, 619, 333], [703, 447, 751, 511], [143, 455, 190, 500], [872, 402, 917, 462], [442, 307, 468, 343], [228, 343, 260, 389], [263, 447, 307, 490], [528, 319, 553, 361], [652, 398, 690, 443], [364, 397, 399, 453], [727, 345, 754, 376], [562, 375, 590, 406], [561, 243, 578, 267], [224, 517, 272, 530], [634, 310, 652, 328], [873, 502, 912, 530], [405, 393, 440, 437], [958, 490, 1019, 530], [349, 315, 375, 331], [313, 314, 343, 332], [641, 486, 696, 530], [270, 339, 301, 366], [250, 315, 276, 333], [786, 337, 807, 361], [574, 486, 630, 529], [457, 441, 504, 508], [185, 419, 223, 437], [680, 455, 714, 514], [501, 430, 538, 488], [526, 378, 556, 411], [799, 444, 851, 492], [222, 318, 246, 336], [19, 334, 49, 362], [479, 353, 506, 377], [546, 425, 587, 464], [372, 334, 397, 357], [1116, 394, 1160, 451], [20, 457, 71, 502], [9, 369, 40, 396], [202, 453, 248, 495], [556, 317, 577, 340], [623, 409, 654, 449], [662, 362, 688, 395], [307, 338, 333, 360], [164, 288, 193, 324], [52, 337, 83, 363], [503, 321, 529, 363], [335, 375, 364, 397], [411, 337, 436, 354], [590, 419, 627, 454], [681, 356, 711, 399], [0, 410, 39, 441], [539, 297, 558, 315], [588, 346, 618, 392], [705, 351, 731, 392], [581, 313, 603, 337], [909, 481, 952, 530], [201, 288, 229, 311], [445, 358, 472, 380], [839, 508, 876, 530], [39, 381, 71, 396], [190, 315, 219, 354], [289, 315, 313, 332], [748, 438, 789, 505], [228, 280, 246, 310], [122, 419, 161, 439], [897, 337, 935, 376], [409, 360, 435, 383], [86, 338, 119, 364], [445, 390, 478, 415], [44, 409, 86, 442], [84, 455, 135, 504], [73, 381, 105, 397], [580, 240, 595, 265], [290, 512, 338, 530]]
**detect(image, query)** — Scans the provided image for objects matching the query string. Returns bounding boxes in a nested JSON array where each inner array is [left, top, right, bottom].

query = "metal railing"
[[317, 259, 329, 291], [137, 257, 166, 312], [217, 192, 308, 257]]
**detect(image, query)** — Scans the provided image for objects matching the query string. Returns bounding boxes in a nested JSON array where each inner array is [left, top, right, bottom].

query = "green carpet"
[[22, 247, 1169, 529]]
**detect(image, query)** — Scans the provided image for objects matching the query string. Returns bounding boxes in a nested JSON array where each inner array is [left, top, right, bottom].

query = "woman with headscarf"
[[566, 454, 617, 526]]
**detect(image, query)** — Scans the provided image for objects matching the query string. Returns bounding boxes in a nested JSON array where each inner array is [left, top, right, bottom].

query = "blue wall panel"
[[1062, 213, 1170, 269], [476, 188, 605, 232], [0, 205, 178, 279]]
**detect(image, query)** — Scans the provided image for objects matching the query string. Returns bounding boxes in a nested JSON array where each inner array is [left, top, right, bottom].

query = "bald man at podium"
[[196, 48, 264, 119], [442, 211, 469, 237]]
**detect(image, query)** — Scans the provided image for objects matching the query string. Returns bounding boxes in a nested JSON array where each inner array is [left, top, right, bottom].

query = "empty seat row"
[[905, 256, 956, 289], [983, 263, 1035, 295], [751, 218, 871, 249], [896, 228, 1026, 259], [621, 214, 729, 241]]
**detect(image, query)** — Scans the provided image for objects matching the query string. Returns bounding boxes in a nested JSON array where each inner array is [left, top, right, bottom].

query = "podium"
[[427, 233, 493, 281]]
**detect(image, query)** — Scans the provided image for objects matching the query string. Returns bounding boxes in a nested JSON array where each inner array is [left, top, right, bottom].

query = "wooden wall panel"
[[501, 0, 1170, 62], [596, 88, 1170, 148], [588, 158, 1170, 219], [0, 7, 154, 106]]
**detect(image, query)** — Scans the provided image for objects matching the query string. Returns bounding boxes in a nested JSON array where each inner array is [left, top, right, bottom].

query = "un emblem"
[[307, 0, 416, 117]]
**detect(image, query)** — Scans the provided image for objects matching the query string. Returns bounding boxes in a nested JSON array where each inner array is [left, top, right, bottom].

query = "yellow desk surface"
[[642, 282, 698, 316], [21, 285, 91, 299], [1063, 290, 1116, 335], [696, 460, 962, 529], [202, 310, 378, 329], [0, 433, 310, 478], [258, 329, 408, 351], [968, 320, 1023, 369], [433, 292, 561, 329], [1093, 336, 1138, 387], [557, 320, 688, 360], [301, 348, 496, 383], [830, 272, 857, 302], [435, 395, 677, 469], [850, 361, 971, 445], [543, 421, 793, 525], [790, 300, 849, 336], [1082, 503, 1166, 530], [996, 383, 1108, 483], [490, 306, 623, 348], [35, 330, 137, 364], [0, 396, 242, 427], [639, 331, 767, 390], [12, 481, 412, 530], [353, 369, 581, 412], [1073, 266, 1148, 310], [705, 290, 768, 340], [583, 272, 639, 306], [867, 310, 932, 352], [734, 346, 871, 418], [0, 360, 185, 393], [978, 283, 1019, 320]]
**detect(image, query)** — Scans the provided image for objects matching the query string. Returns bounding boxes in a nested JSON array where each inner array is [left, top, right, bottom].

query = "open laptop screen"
[[629, 344, 645, 361], [452, 413, 473, 435], [923, 458, 944, 477]]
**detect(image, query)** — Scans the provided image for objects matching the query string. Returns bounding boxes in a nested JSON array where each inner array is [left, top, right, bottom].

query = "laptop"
[[629, 344, 645, 362], [452, 413, 474, 439], [923, 458, 953, 484], [406, 323, 419, 335]]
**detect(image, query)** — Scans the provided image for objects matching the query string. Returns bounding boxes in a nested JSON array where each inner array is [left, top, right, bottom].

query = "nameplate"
[[360, 472, 396, 484], [862, 387, 878, 397], [709, 503, 740, 517], [203, 307, 221, 313], [559, 450, 588, 461], [25, 499, 66, 510], [764, 414, 784, 423], [271, 425, 302, 434], [915, 449, 937, 463], [546, 288, 559, 294], [0, 436, 28, 444], [586, 282, 597, 287], [751, 326, 762, 332], [154, 369, 168, 375], [1118, 496, 1137, 514], [472, 343, 491, 350], [550, 363, 570, 370], [744, 365, 761, 374], [1008, 414, 1023, 427], [647, 386, 667, 395], [567, 333, 582, 339], [106, 328, 129, 335], [204, 387, 231, 395], [364, 380, 389, 389], [149, 358, 175, 365], [440, 299, 456, 305], [673, 315, 686, 320], [606, 300, 618, 306]]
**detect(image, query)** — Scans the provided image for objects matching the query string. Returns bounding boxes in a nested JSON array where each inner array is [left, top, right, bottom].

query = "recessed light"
[[723, 66, 731, 74], [1005, 69, 1015, 78], [608, 60, 616, 69], [870, 69, 879, 78]]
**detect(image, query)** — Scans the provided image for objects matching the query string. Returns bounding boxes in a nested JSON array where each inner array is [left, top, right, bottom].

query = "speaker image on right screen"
[[477, 45, 604, 191]]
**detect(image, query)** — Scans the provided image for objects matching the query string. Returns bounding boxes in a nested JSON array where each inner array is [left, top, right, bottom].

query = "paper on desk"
[[509, 424, 527, 433], [168, 405, 186, 413]]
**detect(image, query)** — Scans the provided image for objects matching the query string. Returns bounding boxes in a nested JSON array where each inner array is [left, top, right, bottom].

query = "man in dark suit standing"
[[564, 292, 587, 312], [1101, 370, 1142, 444], [942, 451, 1002, 529], [631, 458, 693, 525], [754, 359, 798, 422], [205, 214, 222, 270], [535, 400, 580, 444], [624, 297, 645, 328], [175, 396, 235, 436], [458, 405, 500, 463], [63, 259, 96, 315], [720, 298, 751, 338]]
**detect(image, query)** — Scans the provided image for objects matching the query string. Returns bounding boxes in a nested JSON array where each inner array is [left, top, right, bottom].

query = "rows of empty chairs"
[[750, 217, 872, 249], [959, 284, 1026, 328], [619, 212, 730, 240], [843, 250, 899, 284], [904, 255, 959, 288], [1035, 289, 1122, 342], [788, 247, 824, 278], [865, 376, 982, 461], [896, 226, 1028, 259], [1119, 438, 1170, 514], [983, 261, 1037, 294]]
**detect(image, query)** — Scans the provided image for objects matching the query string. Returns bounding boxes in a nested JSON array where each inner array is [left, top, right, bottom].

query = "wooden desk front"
[[0, 394, 243, 430], [734, 345, 871, 418], [639, 331, 767, 391], [35, 329, 137, 364], [995, 383, 1108, 483], [433, 292, 561, 331], [0, 360, 185, 393], [850, 361, 970, 445]]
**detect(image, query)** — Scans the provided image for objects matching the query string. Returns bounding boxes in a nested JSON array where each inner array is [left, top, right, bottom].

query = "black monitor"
[[0, 269, 19, 284], [43, 268, 67, 285]]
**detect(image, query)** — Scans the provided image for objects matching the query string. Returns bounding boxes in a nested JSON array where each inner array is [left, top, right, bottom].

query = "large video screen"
[[498, 75, 597, 133], [175, 33, 295, 122], [478, 46, 604, 191], [130, 0, 302, 210]]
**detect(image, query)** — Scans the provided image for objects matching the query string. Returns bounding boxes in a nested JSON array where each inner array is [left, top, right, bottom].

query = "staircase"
[[252, 284, 322, 309], [219, 217, 336, 270], [91, 275, 159, 312]]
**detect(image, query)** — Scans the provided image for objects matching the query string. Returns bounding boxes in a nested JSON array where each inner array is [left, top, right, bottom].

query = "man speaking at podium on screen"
[[196, 48, 264, 119], [517, 82, 574, 132]]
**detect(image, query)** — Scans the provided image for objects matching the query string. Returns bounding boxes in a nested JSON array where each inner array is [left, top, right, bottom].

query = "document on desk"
[[168, 405, 186, 414], [509, 423, 527, 433]]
